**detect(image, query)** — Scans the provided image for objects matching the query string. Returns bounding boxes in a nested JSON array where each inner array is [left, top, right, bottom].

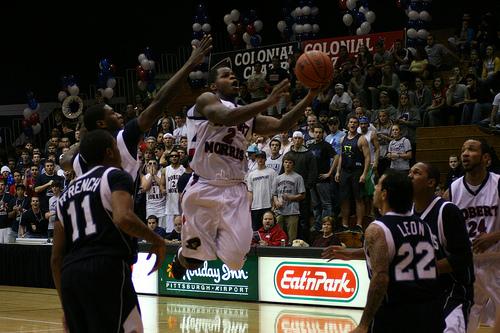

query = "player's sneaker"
[[169, 249, 187, 280], [350, 224, 364, 233]]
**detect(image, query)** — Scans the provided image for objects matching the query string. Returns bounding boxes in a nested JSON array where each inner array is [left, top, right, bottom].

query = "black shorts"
[[339, 168, 364, 201], [370, 300, 443, 333], [61, 256, 142, 333]]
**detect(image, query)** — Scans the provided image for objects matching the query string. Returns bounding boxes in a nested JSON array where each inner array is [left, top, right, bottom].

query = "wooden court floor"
[[0, 286, 493, 333]]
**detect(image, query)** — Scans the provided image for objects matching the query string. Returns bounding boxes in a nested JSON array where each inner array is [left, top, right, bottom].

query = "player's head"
[[461, 139, 491, 172], [209, 67, 239, 97], [374, 171, 413, 214], [83, 103, 122, 132], [79, 129, 121, 168], [409, 162, 440, 195]]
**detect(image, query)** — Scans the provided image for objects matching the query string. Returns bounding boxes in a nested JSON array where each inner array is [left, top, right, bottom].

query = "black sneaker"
[[350, 225, 364, 233], [170, 254, 187, 280], [335, 224, 350, 233]]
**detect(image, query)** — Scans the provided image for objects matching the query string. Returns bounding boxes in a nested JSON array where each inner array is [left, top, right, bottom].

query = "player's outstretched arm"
[[321, 245, 365, 261], [111, 190, 166, 274], [352, 224, 390, 333], [51, 220, 66, 303], [198, 79, 290, 126], [253, 86, 321, 136], [137, 35, 213, 132]]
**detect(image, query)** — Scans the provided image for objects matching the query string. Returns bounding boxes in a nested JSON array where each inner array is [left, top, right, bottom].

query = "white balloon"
[[290, 8, 298, 18], [360, 21, 371, 34], [295, 7, 303, 16], [202, 23, 211, 32], [68, 85, 79, 96], [312, 24, 320, 33], [407, 28, 418, 39], [106, 78, 117, 89], [103, 87, 114, 99], [191, 39, 200, 47], [230, 9, 240, 22], [192, 23, 202, 32], [58, 91, 67, 102], [408, 10, 419, 21], [137, 81, 146, 91], [227, 23, 237, 35], [365, 11, 376, 23], [356, 27, 363, 35], [346, 0, 357, 11], [343, 13, 354, 27], [223, 14, 232, 25], [141, 59, 151, 71], [32, 123, 42, 135], [195, 70, 203, 80], [302, 6, 311, 15], [419, 10, 431, 21], [243, 32, 251, 43], [311, 6, 319, 16], [302, 24, 312, 33], [294, 24, 304, 34], [189, 71, 197, 80], [277, 20, 286, 32], [148, 60, 155, 70], [138, 53, 146, 62], [359, 6, 367, 14], [254, 20, 263, 32], [23, 108, 32, 119], [417, 29, 429, 39]]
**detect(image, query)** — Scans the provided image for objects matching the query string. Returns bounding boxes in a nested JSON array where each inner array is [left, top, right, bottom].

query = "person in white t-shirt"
[[329, 83, 353, 127]]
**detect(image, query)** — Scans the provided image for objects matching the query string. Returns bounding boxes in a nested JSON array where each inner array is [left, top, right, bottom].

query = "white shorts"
[[180, 179, 252, 270]]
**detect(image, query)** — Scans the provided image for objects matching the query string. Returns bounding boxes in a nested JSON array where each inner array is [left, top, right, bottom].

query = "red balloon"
[[338, 0, 347, 10], [30, 112, 40, 124], [229, 33, 240, 45], [136, 65, 143, 74], [236, 22, 245, 34], [246, 24, 256, 35], [138, 69, 147, 81], [109, 64, 116, 73], [22, 119, 29, 128]]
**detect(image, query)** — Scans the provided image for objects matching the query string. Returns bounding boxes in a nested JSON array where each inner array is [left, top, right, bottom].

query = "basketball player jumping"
[[449, 139, 500, 333], [170, 66, 322, 278]]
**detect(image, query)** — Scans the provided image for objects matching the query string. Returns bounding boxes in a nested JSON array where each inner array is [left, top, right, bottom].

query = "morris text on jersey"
[[204, 142, 245, 161]]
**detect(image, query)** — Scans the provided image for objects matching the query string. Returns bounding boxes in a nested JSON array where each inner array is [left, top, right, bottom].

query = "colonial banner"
[[302, 30, 405, 68], [209, 42, 298, 81]]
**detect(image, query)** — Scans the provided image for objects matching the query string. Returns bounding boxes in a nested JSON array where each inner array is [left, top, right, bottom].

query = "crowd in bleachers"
[[1, 12, 499, 247]]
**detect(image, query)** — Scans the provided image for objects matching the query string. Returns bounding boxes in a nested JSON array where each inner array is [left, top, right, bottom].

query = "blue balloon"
[[407, 20, 417, 29], [28, 100, 38, 110], [410, 1, 422, 11], [23, 126, 33, 137], [250, 34, 262, 47], [147, 82, 156, 92], [144, 47, 153, 60], [192, 15, 199, 23], [356, 11, 366, 23], [298, 0, 305, 7]]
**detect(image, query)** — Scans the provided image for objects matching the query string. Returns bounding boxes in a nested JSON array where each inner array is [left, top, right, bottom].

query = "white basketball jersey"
[[165, 165, 185, 215], [187, 98, 254, 182], [145, 170, 165, 217], [450, 172, 500, 258]]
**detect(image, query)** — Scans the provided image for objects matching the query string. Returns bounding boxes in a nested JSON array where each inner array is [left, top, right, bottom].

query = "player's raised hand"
[[267, 79, 290, 105], [187, 35, 213, 67], [147, 238, 167, 275]]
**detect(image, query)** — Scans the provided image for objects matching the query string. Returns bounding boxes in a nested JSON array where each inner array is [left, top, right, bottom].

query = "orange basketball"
[[294, 50, 333, 89]]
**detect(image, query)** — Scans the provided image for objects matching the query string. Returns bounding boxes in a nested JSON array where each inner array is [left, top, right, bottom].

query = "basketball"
[[294, 51, 333, 89]]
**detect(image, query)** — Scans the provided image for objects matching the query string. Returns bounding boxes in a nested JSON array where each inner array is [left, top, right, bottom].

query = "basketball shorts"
[[441, 284, 473, 333], [370, 300, 443, 333], [339, 168, 364, 201], [361, 167, 375, 197], [61, 256, 143, 333], [181, 179, 252, 271]]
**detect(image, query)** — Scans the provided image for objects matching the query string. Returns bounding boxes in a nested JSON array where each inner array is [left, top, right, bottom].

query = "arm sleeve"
[[122, 118, 142, 158], [442, 204, 474, 284], [108, 169, 135, 195]]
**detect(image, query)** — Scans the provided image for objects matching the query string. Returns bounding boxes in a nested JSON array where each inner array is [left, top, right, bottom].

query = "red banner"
[[302, 30, 405, 68]]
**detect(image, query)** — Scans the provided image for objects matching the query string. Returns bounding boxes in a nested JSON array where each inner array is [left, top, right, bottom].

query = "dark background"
[[1, 1, 498, 104]]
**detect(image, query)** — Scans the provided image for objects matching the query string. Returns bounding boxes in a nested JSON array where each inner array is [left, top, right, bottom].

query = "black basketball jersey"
[[56, 166, 136, 269], [367, 212, 440, 306], [413, 197, 474, 290], [341, 134, 364, 170]]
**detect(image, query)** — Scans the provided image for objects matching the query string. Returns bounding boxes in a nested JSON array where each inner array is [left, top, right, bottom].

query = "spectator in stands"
[[266, 55, 290, 116], [146, 215, 167, 239], [355, 44, 373, 71], [409, 47, 429, 79], [16, 150, 30, 173], [329, 83, 352, 127], [246, 144, 259, 172], [395, 93, 421, 144], [468, 49, 483, 78], [414, 77, 432, 120], [8, 170, 23, 196], [141, 159, 166, 229], [179, 136, 188, 150], [373, 90, 397, 121], [265, 138, 283, 174], [425, 33, 459, 72], [387, 124, 412, 173], [19, 196, 47, 238], [445, 154, 464, 190], [173, 111, 187, 144], [312, 85, 334, 113], [144, 136, 157, 151], [399, 81, 416, 107], [312, 216, 341, 247], [253, 211, 288, 246], [363, 64, 382, 110], [0, 179, 14, 243], [392, 39, 413, 74], [348, 65, 365, 100], [373, 39, 392, 70], [461, 74, 493, 124], [378, 64, 400, 106], [159, 116, 174, 136], [34, 160, 64, 212], [8, 184, 30, 243], [303, 115, 318, 146], [278, 131, 292, 155], [247, 150, 277, 231], [318, 110, 330, 131], [1, 166, 13, 191], [445, 75, 468, 125], [24, 165, 39, 198], [425, 76, 447, 126], [448, 15, 475, 57], [160, 151, 184, 232], [482, 45, 500, 81], [273, 153, 305, 243], [160, 133, 176, 167], [486, 90, 500, 127], [325, 116, 345, 156], [247, 62, 269, 102], [46, 180, 62, 239], [236, 83, 252, 105], [176, 157, 192, 196], [165, 215, 182, 244]]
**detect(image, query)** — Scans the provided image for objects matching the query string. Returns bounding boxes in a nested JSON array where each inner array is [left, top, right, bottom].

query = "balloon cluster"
[[224, 9, 264, 49], [403, 0, 432, 47], [97, 58, 117, 100], [276, 1, 320, 42], [57, 75, 79, 102], [22, 92, 41, 137], [340, 0, 376, 35], [136, 48, 156, 94], [189, 2, 210, 88]]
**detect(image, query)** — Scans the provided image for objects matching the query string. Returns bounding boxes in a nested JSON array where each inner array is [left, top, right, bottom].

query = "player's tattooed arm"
[[356, 224, 390, 332]]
